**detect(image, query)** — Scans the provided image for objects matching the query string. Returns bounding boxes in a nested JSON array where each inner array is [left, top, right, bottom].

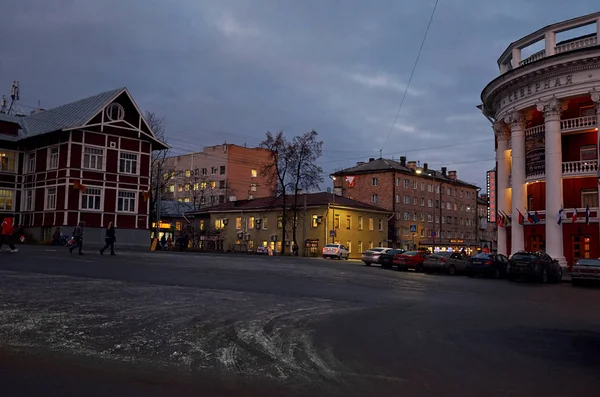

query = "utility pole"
[[155, 162, 161, 243], [303, 192, 307, 257]]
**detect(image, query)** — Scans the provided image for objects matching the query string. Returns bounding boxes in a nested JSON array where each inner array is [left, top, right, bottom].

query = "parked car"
[[422, 252, 469, 275], [507, 251, 562, 283], [378, 249, 406, 269], [256, 246, 268, 255], [394, 250, 429, 272], [361, 247, 392, 266], [466, 252, 510, 279], [571, 258, 600, 286], [322, 244, 349, 260]]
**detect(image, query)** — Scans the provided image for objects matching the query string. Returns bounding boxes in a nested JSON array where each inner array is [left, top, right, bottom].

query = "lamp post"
[[329, 175, 336, 244]]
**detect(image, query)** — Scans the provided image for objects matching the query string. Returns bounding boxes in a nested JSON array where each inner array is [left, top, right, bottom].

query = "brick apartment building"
[[163, 144, 275, 208], [332, 157, 480, 252], [0, 87, 167, 246]]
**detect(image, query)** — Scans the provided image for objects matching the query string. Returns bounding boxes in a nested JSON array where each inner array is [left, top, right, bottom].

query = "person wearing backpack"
[[69, 222, 84, 255], [100, 222, 116, 256], [0, 215, 17, 252]]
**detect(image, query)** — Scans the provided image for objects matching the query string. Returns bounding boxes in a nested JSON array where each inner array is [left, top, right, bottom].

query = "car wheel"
[[493, 268, 501, 279], [555, 267, 563, 283], [447, 265, 456, 275], [541, 267, 548, 284], [364, 261, 371, 266]]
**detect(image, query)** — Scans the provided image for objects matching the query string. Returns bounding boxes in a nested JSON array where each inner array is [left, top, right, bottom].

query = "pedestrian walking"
[[0, 215, 18, 252], [69, 222, 84, 255], [100, 222, 116, 256]]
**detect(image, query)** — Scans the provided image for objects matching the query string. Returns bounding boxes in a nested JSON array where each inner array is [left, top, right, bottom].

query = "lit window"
[[83, 147, 104, 170], [184, 197, 190, 203], [210, 181, 216, 189], [199, 220, 205, 231], [368, 218, 374, 231], [582, 189, 599, 207], [249, 216, 255, 229], [334, 214, 340, 229], [312, 215, 319, 228], [358, 216, 363, 230], [251, 169, 258, 178], [117, 191, 136, 213], [169, 185, 175, 193], [0, 189, 13, 211], [185, 170, 191, 177], [236, 217, 242, 230], [0, 152, 16, 172], [201, 182, 207, 190]]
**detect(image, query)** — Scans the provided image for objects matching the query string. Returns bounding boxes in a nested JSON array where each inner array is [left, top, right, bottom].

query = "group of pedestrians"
[[67, 221, 117, 256]]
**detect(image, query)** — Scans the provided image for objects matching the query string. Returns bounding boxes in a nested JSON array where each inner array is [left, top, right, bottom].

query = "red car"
[[393, 250, 429, 272]]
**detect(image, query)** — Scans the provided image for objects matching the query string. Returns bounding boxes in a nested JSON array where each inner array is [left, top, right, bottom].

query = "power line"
[[382, 0, 440, 150]]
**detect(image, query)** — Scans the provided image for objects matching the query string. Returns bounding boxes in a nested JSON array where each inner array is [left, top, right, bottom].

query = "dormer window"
[[105, 103, 125, 121]]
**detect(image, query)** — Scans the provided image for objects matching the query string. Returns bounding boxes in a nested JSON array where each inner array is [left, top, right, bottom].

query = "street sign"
[[330, 230, 335, 237], [409, 224, 417, 233]]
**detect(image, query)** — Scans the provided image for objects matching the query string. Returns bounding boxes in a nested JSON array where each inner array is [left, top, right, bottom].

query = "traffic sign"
[[330, 230, 335, 237], [409, 224, 417, 233]]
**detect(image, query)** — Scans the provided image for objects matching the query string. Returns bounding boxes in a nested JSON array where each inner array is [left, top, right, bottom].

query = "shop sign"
[[486, 170, 496, 222], [449, 239, 464, 244], [526, 132, 545, 178]]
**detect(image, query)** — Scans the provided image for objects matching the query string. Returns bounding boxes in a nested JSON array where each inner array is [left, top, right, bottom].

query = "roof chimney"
[[441, 167, 447, 176], [448, 170, 457, 180], [407, 161, 417, 171], [369, 157, 375, 162], [423, 163, 428, 171], [356, 161, 365, 166], [399, 156, 406, 166]]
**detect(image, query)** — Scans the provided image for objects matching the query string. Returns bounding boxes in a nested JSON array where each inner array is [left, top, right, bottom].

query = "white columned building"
[[480, 12, 600, 267]]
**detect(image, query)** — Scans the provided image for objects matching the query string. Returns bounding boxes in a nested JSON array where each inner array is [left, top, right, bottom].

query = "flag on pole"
[[504, 211, 512, 226], [572, 208, 578, 223], [533, 211, 540, 224], [585, 204, 590, 225], [516, 209, 525, 225], [557, 208, 564, 225], [526, 210, 534, 224]]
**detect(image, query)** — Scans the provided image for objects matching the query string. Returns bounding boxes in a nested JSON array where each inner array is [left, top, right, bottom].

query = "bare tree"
[[147, 111, 171, 229], [260, 131, 294, 254], [290, 130, 324, 248]]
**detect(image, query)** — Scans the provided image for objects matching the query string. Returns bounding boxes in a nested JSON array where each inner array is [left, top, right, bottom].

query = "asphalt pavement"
[[1, 246, 599, 396]]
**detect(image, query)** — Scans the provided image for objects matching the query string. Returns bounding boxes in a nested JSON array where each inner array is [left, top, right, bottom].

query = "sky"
[[1, 0, 598, 189]]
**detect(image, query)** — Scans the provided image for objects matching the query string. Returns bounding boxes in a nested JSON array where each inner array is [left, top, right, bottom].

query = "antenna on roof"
[[7, 81, 20, 115], [379, 149, 382, 159], [0, 95, 6, 114]]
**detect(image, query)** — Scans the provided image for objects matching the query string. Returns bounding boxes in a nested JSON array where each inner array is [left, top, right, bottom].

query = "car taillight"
[[441, 258, 446, 263], [485, 260, 493, 265]]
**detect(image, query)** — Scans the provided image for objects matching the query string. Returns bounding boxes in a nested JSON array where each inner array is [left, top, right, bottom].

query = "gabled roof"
[[187, 192, 389, 215], [19, 87, 125, 137], [160, 200, 197, 218]]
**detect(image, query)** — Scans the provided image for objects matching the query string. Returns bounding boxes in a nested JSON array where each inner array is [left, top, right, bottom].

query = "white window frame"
[[83, 146, 105, 171], [117, 190, 137, 213], [378, 218, 384, 231], [582, 189, 599, 208], [413, 181, 418, 189], [0, 189, 13, 211], [403, 212, 409, 220], [80, 186, 103, 211], [119, 151, 138, 175], [403, 195, 410, 204], [23, 189, 34, 211], [25, 151, 36, 174], [372, 177, 378, 186], [47, 146, 59, 170], [0, 151, 17, 173], [428, 214, 433, 223], [45, 187, 57, 210], [404, 179, 410, 188], [371, 194, 378, 203]]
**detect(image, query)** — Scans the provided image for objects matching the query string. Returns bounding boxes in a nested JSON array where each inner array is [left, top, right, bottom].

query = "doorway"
[[571, 235, 591, 265], [528, 234, 544, 252]]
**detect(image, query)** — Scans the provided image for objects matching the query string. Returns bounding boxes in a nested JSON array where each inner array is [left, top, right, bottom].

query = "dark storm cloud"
[[1, 0, 598, 187]]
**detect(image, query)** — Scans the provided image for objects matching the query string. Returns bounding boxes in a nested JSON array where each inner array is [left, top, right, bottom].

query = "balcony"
[[519, 35, 598, 66], [503, 208, 599, 224], [525, 160, 598, 182], [523, 116, 598, 137]]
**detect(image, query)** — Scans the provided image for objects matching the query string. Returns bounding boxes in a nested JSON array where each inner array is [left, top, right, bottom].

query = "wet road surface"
[[1, 246, 599, 396]]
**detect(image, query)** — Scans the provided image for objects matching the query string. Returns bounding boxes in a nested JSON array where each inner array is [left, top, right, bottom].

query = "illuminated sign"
[[152, 222, 173, 229], [449, 239, 464, 244], [486, 170, 496, 222]]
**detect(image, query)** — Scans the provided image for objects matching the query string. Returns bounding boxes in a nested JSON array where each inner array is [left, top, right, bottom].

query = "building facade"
[[477, 194, 497, 251], [0, 87, 166, 246], [187, 192, 390, 258], [163, 144, 275, 207], [332, 157, 480, 253], [480, 12, 600, 267]]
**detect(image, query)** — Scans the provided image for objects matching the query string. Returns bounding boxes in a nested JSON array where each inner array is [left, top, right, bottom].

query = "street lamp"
[[329, 175, 336, 243]]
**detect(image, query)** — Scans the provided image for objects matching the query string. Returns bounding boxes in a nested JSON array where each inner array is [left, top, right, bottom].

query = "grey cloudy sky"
[[1, 1, 598, 188]]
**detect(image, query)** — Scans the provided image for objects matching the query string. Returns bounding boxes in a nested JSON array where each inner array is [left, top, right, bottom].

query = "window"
[[117, 191, 136, 212], [0, 189, 13, 210], [413, 181, 418, 189], [403, 227, 409, 237], [200, 196, 206, 204], [25, 151, 36, 173], [178, 185, 183, 192], [582, 189, 599, 207], [403, 212, 409, 220], [368, 241, 374, 249], [428, 214, 433, 223], [251, 169, 258, 178], [45, 187, 57, 210], [219, 195, 225, 203], [105, 103, 124, 121], [277, 216, 283, 229], [447, 188, 451, 195], [428, 184, 432, 192], [262, 218, 268, 230], [169, 185, 175, 193], [346, 241, 352, 253], [396, 178, 401, 186], [357, 216, 364, 230], [210, 167, 216, 175], [454, 203, 457, 211], [421, 198, 425, 207], [185, 170, 191, 177], [201, 168, 207, 176], [236, 217, 242, 230], [184, 197, 191, 203], [413, 197, 418, 205], [371, 194, 378, 203], [395, 194, 400, 203], [404, 195, 410, 204], [0, 151, 16, 172], [199, 220, 205, 231], [201, 182, 207, 190], [210, 181, 216, 189], [420, 213, 425, 222], [119, 152, 138, 174], [368, 218, 374, 231], [372, 178, 378, 186], [249, 216, 255, 229], [184, 184, 190, 191], [428, 199, 433, 208], [312, 215, 319, 228], [215, 219, 225, 229], [219, 180, 226, 189], [334, 214, 340, 229], [346, 215, 351, 229], [81, 187, 102, 210], [378, 218, 383, 231], [358, 241, 363, 254], [581, 145, 597, 161], [435, 215, 439, 224], [404, 179, 410, 188], [447, 202, 452, 210], [47, 147, 59, 169], [194, 169, 200, 176], [83, 147, 104, 170], [420, 228, 425, 237], [24, 189, 34, 211], [250, 183, 257, 192], [413, 213, 417, 221]]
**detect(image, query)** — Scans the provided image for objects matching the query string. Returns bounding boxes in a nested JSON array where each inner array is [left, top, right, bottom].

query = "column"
[[537, 96, 567, 266], [494, 121, 511, 255], [504, 110, 526, 253], [512, 48, 522, 67], [544, 31, 556, 57]]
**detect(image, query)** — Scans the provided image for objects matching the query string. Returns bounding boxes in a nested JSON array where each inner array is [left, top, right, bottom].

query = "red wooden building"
[[0, 87, 167, 246]]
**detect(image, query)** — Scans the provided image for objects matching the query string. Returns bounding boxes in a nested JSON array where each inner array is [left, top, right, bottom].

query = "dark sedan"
[[507, 251, 563, 283], [378, 249, 406, 269], [466, 253, 510, 279]]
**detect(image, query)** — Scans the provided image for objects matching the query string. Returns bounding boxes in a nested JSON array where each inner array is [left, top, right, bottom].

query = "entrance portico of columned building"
[[481, 11, 600, 267]]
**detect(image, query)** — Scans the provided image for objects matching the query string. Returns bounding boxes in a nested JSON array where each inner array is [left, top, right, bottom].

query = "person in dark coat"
[[100, 222, 116, 256], [69, 222, 84, 255]]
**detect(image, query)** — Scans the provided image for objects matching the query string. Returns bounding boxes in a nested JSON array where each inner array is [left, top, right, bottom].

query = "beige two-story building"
[[187, 192, 390, 258]]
